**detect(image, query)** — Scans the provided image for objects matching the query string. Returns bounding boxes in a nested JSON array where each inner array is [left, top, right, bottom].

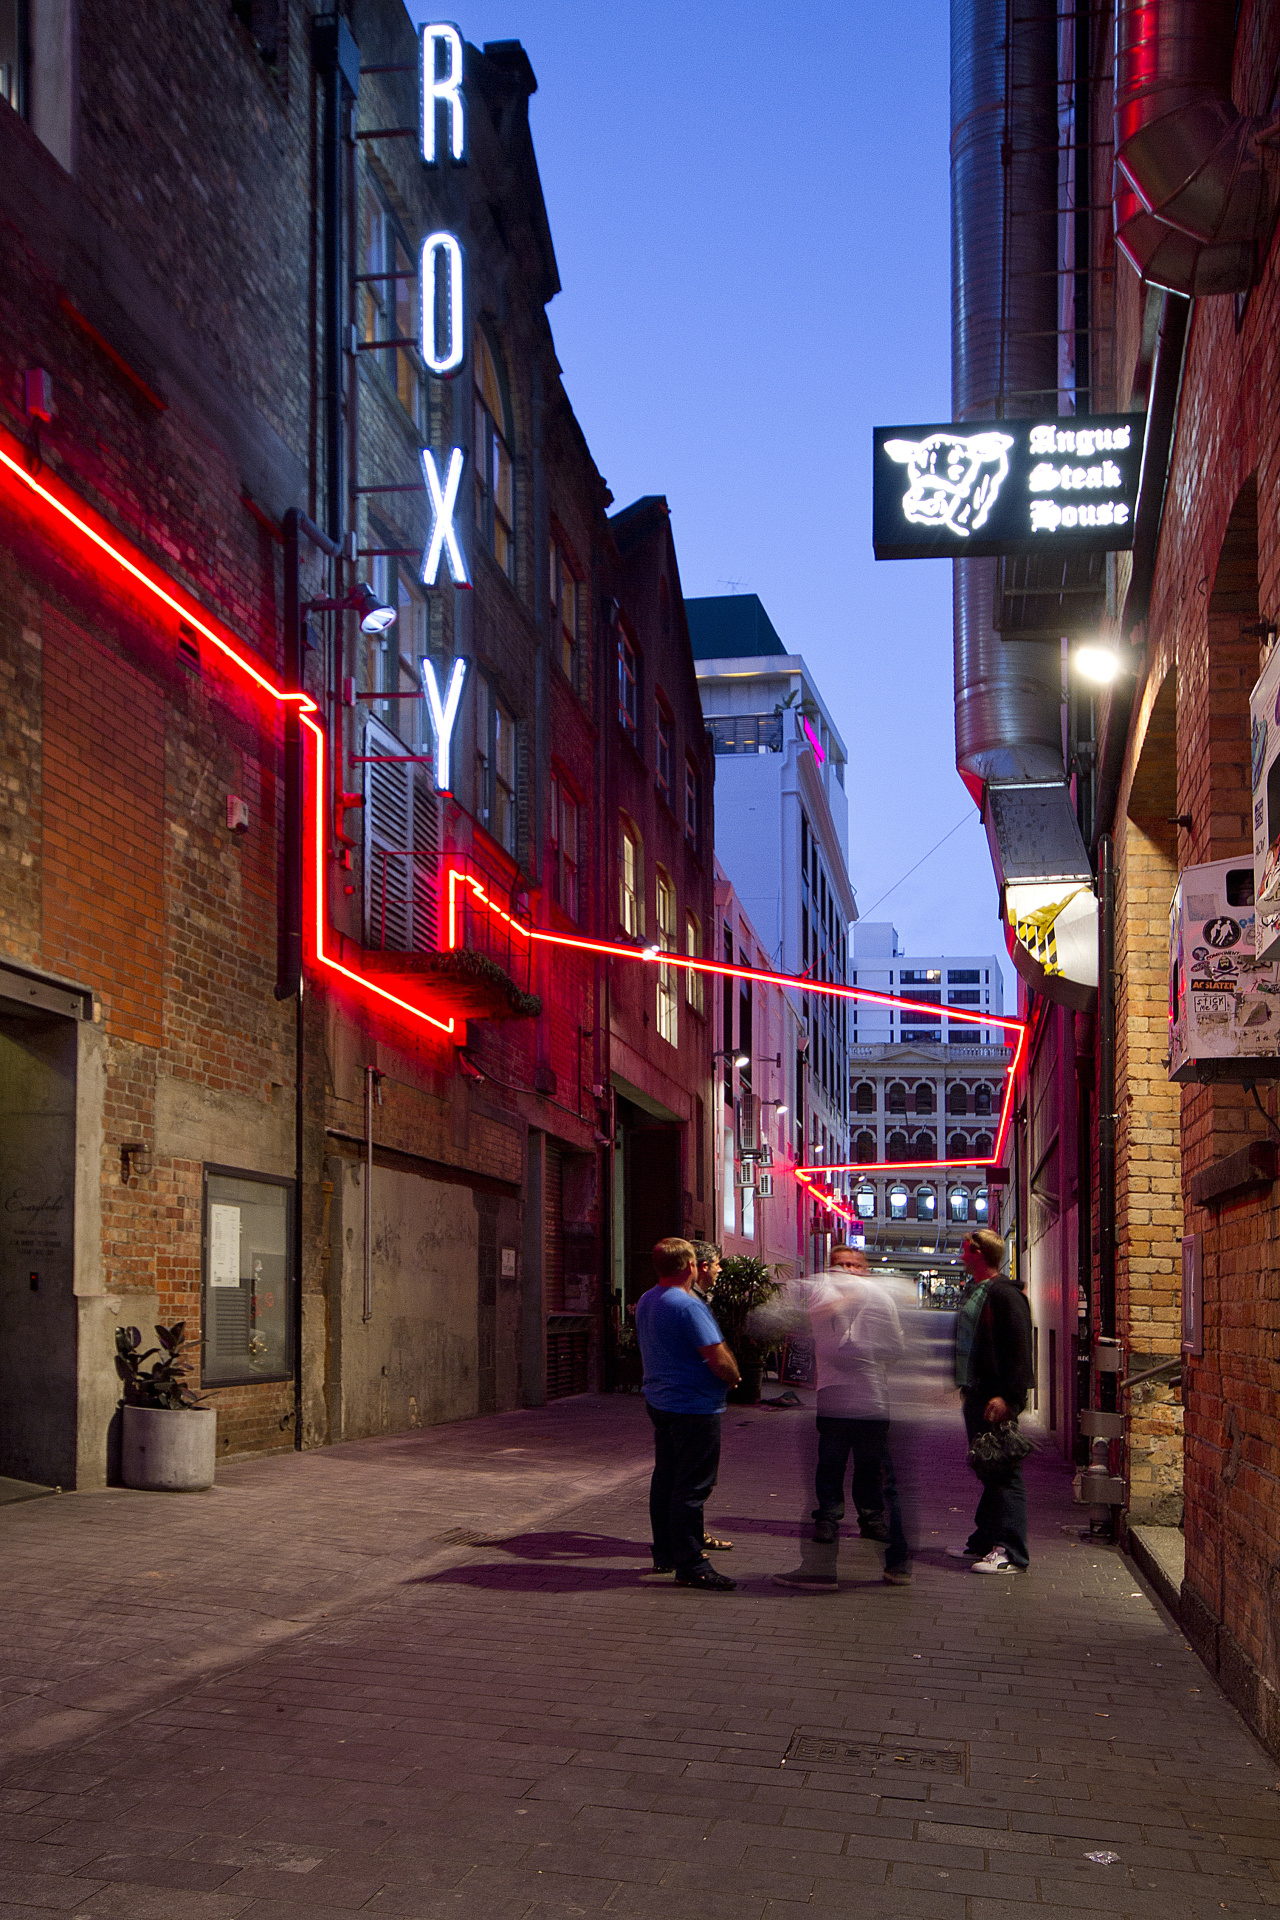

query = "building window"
[[888, 1184, 909, 1220], [656, 869, 677, 1045], [475, 679, 518, 855], [974, 1189, 990, 1219], [914, 1083, 935, 1116], [684, 757, 702, 852], [886, 1130, 909, 1161], [973, 1131, 993, 1158], [1, 0, 26, 115], [948, 1083, 969, 1116], [685, 910, 704, 1013], [855, 1082, 875, 1114], [887, 1081, 907, 1114], [363, 185, 424, 426], [912, 1131, 937, 1162], [855, 1185, 876, 1218], [618, 628, 638, 740], [474, 326, 515, 582], [949, 1187, 970, 1222], [855, 1130, 876, 1164], [550, 536, 579, 686], [364, 714, 441, 953], [974, 1083, 994, 1116], [949, 1133, 971, 1158], [915, 1185, 937, 1222], [707, 713, 784, 754], [620, 817, 643, 936], [655, 697, 673, 801], [202, 1168, 293, 1387], [549, 774, 579, 922]]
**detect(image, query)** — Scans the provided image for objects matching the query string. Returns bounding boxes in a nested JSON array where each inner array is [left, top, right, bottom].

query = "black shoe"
[[812, 1518, 839, 1545], [859, 1520, 891, 1543], [650, 1562, 674, 1574], [675, 1566, 736, 1591]]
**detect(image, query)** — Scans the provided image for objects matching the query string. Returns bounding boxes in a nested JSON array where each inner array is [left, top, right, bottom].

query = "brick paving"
[[0, 1341, 1277, 1919]]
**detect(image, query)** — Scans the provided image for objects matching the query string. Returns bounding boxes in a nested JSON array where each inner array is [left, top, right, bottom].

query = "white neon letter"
[[420, 657, 468, 792], [421, 24, 465, 164], [420, 447, 470, 587], [420, 232, 464, 375]]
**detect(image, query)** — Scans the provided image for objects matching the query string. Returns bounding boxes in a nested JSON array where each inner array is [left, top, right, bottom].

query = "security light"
[[352, 581, 398, 634], [1073, 641, 1121, 685]]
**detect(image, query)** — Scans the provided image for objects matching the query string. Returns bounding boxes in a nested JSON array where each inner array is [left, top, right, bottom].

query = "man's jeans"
[[646, 1404, 721, 1573], [962, 1393, 1030, 1567], [814, 1416, 910, 1571]]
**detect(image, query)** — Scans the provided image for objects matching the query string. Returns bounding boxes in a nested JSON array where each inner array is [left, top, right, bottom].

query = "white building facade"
[[690, 595, 856, 1270]]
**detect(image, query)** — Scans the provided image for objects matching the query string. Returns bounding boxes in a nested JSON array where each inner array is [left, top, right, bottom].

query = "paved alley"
[[0, 1344, 1276, 1920]]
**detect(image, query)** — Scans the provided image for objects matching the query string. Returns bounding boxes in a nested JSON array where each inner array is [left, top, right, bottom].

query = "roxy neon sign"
[[416, 24, 470, 600]]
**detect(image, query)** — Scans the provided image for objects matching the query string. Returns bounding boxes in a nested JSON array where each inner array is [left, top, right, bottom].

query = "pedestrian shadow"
[[707, 1514, 810, 1540], [459, 1530, 651, 1561], [414, 1562, 659, 1592]]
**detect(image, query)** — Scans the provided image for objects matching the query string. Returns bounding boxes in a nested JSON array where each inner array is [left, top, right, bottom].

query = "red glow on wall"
[[802, 717, 825, 764], [1, 418, 1027, 1162]]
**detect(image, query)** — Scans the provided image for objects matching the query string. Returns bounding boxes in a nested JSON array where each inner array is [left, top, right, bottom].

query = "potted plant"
[[712, 1256, 785, 1405], [115, 1323, 216, 1491]]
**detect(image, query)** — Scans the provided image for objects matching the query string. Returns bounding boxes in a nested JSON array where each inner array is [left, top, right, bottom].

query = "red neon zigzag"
[[0, 426, 1026, 1184]]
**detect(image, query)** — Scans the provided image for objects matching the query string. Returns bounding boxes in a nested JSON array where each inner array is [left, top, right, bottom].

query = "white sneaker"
[[972, 1548, 1024, 1574]]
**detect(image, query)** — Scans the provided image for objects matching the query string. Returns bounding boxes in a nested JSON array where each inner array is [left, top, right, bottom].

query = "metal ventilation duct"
[[952, 0, 1097, 1006], [951, 0, 1064, 793], [1114, 0, 1280, 296]]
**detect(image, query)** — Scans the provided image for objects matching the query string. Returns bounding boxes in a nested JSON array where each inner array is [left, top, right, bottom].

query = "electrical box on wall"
[[1169, 857, 1280, 1081], [1251, 643, 1280, 956]]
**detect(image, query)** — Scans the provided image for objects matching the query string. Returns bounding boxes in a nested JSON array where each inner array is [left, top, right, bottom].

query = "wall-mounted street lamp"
[[713, 1048, 750, 1068], [306, 579, 398, 634], [1071, 638, 1131, 686]]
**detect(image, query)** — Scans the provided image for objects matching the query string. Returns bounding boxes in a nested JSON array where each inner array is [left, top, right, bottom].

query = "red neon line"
[[0, 420, 1031, 1077]]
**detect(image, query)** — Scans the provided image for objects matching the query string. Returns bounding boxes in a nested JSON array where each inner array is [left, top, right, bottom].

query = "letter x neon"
[[420, 447, 470, 587]]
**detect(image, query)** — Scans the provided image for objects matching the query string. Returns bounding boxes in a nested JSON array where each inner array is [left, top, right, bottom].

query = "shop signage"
[[416, 26, 470, 593], [872, 413, 1143, 561], [419, 656, 468, 793], [420, 23, 466, 164]]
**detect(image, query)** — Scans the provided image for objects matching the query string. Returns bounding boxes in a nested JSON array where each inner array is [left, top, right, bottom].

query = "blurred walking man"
[[950, 1228, 1034, 1574], [775, 1244, 911, 1591], [636, 1237, 740, 1591]]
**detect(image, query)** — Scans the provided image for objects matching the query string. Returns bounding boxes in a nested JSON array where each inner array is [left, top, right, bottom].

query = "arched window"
[[887, 1081, 906, 1114], [855, 1185, 876, 1219], [655, 869, 677, 1046], [888, 1184, 909, 1220], [948, 1132, 970, 1159], [911, 1131, 936, 1162], [474, 326, 515, 581], [973, 1132, 993, 1158], [948, 1082, 968, 1116], [855, 1081, 876, 1114], [619, 816, 643, 937], [914, 1082, 935, 1116], [855, 1130, 877, 1164], [974, 1189, 990, 1219], [915, 1185, 936, 1222], [948, 1187, 970, 1222], [974, 1082, 993, 1116], [886, 1129, 909, 1161]]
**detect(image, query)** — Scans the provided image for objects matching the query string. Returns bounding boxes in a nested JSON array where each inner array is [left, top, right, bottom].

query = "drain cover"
[[783, 1733, 965, 1778]]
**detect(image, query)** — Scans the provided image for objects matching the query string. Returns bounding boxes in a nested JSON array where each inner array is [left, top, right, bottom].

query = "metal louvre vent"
[[364, 715, 440, 953]]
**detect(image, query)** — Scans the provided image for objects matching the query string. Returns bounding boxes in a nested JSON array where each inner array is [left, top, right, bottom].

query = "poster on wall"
[[209, 1202, 241, 1288]]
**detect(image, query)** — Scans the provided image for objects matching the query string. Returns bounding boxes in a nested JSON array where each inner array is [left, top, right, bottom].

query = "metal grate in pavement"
[[783, 1731, 967, 1780]]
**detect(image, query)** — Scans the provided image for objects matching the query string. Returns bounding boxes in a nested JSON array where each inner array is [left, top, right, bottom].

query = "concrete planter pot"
[[121, 1405, 216, 1491]]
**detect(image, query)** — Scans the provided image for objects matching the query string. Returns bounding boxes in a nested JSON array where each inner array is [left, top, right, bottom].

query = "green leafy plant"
[[114, 1323, 204, 1410], [713, 1256, 785, 1365]]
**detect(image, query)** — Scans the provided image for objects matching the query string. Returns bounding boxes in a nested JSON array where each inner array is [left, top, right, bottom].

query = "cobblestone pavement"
[[1, 1341, 1277, 1919]]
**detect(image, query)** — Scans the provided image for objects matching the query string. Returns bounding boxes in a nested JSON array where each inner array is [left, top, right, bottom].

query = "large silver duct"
[[1114, 0, 1280, 297], [952, 0, 1064, 792]]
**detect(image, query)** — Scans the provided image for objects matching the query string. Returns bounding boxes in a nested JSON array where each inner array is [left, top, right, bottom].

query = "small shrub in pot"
[[116, 1323, 216, 1490]]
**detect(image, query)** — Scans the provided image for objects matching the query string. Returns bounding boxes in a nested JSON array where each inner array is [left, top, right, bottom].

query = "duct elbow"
[[1114, 0, 1280, 296]]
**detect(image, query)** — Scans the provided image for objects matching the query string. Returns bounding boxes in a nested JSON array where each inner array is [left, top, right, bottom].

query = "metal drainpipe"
[[322, 45, 344, 546], [363, 1066, 381, 1323], [1097, 834, 1117, 1359]]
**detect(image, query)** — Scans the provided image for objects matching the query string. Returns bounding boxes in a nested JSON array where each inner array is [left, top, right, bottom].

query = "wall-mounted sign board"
[[872, 414, 1143, 561]]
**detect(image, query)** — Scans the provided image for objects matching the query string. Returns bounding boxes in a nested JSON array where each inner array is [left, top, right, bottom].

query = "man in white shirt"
[[774, 1245, 911, 1589]]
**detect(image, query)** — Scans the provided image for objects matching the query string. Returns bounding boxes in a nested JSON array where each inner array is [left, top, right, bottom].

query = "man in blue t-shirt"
[[634, 1236, 741, 1590]]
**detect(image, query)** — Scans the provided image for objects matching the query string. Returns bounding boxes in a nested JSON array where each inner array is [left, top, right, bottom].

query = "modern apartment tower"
[[690, 594, 855, 1269]]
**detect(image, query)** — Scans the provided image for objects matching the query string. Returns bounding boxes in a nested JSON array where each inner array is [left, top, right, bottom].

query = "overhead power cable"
[[858, 813, 977, 918]]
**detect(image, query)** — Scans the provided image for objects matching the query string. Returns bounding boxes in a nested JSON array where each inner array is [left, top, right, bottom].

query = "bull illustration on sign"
[[883, 429, 1014, 539]]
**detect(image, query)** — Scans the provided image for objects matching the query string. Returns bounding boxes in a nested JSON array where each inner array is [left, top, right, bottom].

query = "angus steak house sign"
[[871, 414, 1143, 561]]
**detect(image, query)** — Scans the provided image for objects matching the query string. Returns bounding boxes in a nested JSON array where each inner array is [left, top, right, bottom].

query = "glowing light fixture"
[[420, 23, 466, 164], [419, 657, 467, 793], [420, 447, 469, 587], [420, 232, 464, 375], [1073, 641, 1122, 685]]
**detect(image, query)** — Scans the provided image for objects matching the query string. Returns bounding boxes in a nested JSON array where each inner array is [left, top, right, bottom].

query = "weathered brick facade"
[[0, 3, 714, 1481]]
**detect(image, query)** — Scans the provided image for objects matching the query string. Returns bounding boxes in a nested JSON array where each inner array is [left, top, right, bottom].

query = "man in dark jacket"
[[950, 1227, 1034, 1573]]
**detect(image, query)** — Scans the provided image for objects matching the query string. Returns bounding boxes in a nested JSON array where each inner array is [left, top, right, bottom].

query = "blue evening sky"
[[409, 2, 1013, 990]]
